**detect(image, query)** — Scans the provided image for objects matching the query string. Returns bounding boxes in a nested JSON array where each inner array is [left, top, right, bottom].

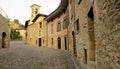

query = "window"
[[34, 8, 38, 14], [63, 16, 69, 29], [63, 19, 68, 29], [76, 19, 80, 31], [39, 31, 41, 36], [40, 22, 42, 28], [57, 22, 61, 32], [88, 7, 94, 21], [78, 0, 82, 4], [75, 19, 80, 33], [51, 24, 54, 34]]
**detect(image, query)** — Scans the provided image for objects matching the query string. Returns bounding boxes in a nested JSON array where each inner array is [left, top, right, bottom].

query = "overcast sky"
[[0, 0, 61, 25]]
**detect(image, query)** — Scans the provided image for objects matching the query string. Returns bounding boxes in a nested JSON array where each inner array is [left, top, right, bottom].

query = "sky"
[[0, 0, 61, 25]]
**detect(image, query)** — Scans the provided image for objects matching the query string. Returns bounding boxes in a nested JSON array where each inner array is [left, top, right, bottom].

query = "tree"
[[10, 29, 20, 40], [13, 19, 19, 24]]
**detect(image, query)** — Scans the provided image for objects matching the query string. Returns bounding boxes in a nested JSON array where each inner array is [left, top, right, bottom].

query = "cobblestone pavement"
[[0, 41, 83, 69]]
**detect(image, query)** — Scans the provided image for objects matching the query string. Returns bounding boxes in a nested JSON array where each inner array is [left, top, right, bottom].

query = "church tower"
[[30, 4, 41, 19]]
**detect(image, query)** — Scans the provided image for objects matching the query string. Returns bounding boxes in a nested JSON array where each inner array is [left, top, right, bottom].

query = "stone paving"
[[0, 41, 83, 69]]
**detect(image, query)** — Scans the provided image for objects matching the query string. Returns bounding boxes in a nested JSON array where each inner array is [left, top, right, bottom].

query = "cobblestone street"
[[0, 41, 82, 69]]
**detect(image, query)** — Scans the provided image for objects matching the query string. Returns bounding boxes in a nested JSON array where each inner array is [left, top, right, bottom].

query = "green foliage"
[[10, 29, 20, 39], [13, 19, 19, 24]]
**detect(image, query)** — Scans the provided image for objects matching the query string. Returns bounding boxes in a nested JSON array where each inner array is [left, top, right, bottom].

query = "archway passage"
[[72, 31, 77, 57], [2, 32, 7, 48], [57, 37, 61, 49]]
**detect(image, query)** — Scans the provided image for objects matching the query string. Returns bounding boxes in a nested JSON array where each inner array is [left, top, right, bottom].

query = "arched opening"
[[64, 37, 67, 50], [57, 37, 61, 49], [72, 31, 77, 57], [2, 32, 7, 48], [88, 7, 95, 61]]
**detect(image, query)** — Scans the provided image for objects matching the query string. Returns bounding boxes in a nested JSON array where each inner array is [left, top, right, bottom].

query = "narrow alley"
[[0, 41, 82, 69]]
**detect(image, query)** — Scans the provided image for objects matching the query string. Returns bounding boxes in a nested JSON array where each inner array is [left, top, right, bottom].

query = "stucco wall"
[[47, 13, 68, 50]]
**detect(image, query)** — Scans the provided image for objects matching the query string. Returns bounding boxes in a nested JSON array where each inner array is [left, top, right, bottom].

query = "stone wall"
[[94, 0, 120, 69], [74, 0, 96, 69], [0, 14, 10, 49]]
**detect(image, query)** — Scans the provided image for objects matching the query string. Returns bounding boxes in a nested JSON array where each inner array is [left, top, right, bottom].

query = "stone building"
[[24, 1, 120, 69], [0, 14, 10, 49], [25, 4, 47, 47], [45, 0, 69, 50], [68, 0, 120, 69]]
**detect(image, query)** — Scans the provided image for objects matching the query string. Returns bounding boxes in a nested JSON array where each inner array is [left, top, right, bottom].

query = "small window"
[[39, 31, 41, 36], [63, 19, 68, 29], [78, 0, 82, 4], [76, 19, 79, 31], [88, 7, 94, 21], [75, 19, 80, 33], [51, 24, 54, 34], [40, 22, 42, 28]]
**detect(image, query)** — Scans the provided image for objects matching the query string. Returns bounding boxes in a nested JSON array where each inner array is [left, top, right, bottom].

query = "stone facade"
[[68, 0, 120, 69], [94, 0, 120, 69], [25, 1, 120, 69], [0, 14, 10, 49], [25, 4, 47, 47]]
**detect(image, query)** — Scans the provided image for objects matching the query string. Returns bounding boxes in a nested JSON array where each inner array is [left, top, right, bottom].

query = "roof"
[[25, 20, 30, 28], [31, 4, 41, 7], [32, 14, 47, 22], [45, 0, 68, 22]]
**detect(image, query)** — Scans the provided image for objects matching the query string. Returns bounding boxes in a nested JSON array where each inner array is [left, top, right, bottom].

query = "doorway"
[[72, 31, 77, 57], [64, 37, 67, 50], [39, 38, 42, 47], [57, 37, 61, 49], [2, 32, 7, 48]]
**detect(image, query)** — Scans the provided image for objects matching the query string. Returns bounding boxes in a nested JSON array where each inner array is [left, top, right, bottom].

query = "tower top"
[[30, 4, 41, 19], [31, 4, 41, 7]]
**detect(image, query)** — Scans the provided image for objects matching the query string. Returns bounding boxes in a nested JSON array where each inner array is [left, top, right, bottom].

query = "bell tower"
[[30, 4, 41, 19]]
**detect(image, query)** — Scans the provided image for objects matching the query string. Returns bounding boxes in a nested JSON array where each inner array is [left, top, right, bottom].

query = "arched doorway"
[[72, 31, 77, 57], [2, 32, 7, 48], [57, 37, 61, 49]]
